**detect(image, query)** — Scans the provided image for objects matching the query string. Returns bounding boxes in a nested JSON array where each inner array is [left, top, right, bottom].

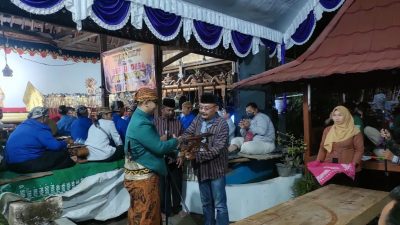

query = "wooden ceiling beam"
[[0, 26, 58, 47], [162, 50, 191, 68], [163, 59, 231, 73], [59, 33, 98, 48]]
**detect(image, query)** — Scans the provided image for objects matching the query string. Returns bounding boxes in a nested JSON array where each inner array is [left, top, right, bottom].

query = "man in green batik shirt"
[[123, 87, 182, 225]]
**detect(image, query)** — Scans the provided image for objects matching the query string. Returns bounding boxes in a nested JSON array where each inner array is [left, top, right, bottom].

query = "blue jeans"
[[199, 176, 229, 225]]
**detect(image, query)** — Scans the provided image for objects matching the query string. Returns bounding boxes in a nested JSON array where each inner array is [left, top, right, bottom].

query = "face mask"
[[246, 112, 255, 119]]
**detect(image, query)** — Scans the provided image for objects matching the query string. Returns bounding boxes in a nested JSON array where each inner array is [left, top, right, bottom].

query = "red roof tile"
[[234, 0, 400, 88]]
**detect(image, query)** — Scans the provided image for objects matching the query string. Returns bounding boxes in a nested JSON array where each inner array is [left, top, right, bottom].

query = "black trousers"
[[7, 150, 75, 173], [326, 172, 360, 187], [160, 162, 183, 215]]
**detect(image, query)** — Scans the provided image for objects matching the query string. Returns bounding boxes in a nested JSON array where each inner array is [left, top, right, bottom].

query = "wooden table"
[[233, 184, 390, 225]]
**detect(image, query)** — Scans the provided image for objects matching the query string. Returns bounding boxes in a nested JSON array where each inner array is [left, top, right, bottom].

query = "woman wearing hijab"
[[317, 106, 364, 183]]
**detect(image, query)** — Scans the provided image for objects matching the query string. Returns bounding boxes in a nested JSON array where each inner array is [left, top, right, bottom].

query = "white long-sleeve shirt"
[[85, 119, 122, 161], [240, 112, 275, 143], [226, 118, 236, 142]]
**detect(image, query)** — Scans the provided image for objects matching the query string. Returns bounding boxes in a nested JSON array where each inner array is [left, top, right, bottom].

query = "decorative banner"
[[102, 43, 155, 94], [0, 37, 100, 63]]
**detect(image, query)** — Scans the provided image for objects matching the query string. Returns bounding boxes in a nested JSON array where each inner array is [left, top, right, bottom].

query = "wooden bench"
[[362, 160, 400, 173], [233, 184, 390, 225]]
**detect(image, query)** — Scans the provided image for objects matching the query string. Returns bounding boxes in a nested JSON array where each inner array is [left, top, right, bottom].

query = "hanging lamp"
[[2, 31, 13, 77]]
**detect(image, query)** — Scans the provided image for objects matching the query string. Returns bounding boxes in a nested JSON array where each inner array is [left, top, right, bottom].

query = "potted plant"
[[292, 172, 321, 197], [276, 132, 306, 177]]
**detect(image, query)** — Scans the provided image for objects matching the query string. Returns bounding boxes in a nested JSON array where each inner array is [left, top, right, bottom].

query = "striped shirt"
[[153, 116, 183, 138], [153, 116, 183, 163], [183, 115, 229, 181]]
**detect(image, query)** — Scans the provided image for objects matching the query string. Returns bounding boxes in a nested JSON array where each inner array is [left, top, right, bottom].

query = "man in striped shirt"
[[183, 93, 229, 225], [153, 98, 184, 218]]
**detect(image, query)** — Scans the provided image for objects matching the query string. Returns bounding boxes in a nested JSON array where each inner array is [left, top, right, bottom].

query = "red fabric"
[[244, 131, 254, 142], [2, 107, 27, 113], [307, 160, 355, 185], [234, 0, 400, 88]]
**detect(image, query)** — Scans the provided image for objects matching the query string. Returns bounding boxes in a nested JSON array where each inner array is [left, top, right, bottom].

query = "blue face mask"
[[246, 112, 255, 119]]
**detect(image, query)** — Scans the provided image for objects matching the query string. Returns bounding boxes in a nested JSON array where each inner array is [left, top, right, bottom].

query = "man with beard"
[[183, 93, 230, 225], [124, 88, 181, 225], [153, 98, 184, 219]]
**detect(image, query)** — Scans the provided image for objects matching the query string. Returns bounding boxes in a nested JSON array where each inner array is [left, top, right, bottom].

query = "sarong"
[[124, 175, 160, 225]]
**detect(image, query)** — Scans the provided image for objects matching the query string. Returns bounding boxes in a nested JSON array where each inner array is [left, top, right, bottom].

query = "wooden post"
[[221, 85, 226, 106], [154, 45, 163, 114], [198, 85, 204, 100], [303, 83, 312, 163], [99, 34, 109, 107]]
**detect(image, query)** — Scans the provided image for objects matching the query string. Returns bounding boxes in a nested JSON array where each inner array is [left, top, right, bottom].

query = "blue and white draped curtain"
[[11, 0, 344, 61]]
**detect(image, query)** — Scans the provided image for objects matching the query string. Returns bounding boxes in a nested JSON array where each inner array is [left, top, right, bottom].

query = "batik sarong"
[[124, 175, 160, 225]]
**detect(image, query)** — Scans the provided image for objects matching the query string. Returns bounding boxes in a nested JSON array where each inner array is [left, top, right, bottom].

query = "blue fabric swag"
[[193, 20, 223, 46], [291, 11, 316, 44], [20, 0, 63, 8], [231, 31, 253, 55], [144, 6, 182, 37], [92, 0, 131, 26]]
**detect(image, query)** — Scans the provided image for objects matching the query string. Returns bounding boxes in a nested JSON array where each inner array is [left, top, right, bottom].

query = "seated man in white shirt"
[[228, 102, 275, 155], [85, 107, 124, 161]]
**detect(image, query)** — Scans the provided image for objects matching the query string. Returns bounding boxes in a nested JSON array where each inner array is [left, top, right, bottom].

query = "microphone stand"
[[164, 170, 170, 225], [382, 111, 389, 177], [164, 120, 170, 225]]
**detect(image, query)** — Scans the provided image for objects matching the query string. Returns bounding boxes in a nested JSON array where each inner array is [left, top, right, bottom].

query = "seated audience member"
[[0, 107, 16, 132], [111, 101, 129, 142], [5, 107, 75, 173], [0, 108, 6, 170], [179, 101, 195, 130], [0, 107, 4, 130], [363, 94, 394, 147], [347, 102, 365, 132], [46, 119, 58, 136], [57, 105, 76, 136], [219, 107, 236, 142], [391, 106, 400, 142], [228, 102, 275, 154], [378, 185, 400, 225], [70, 105, 92, 142], [0, 107, 7, 139], [85, 107, 124, 162], [324, 102, 364, 130], [380, 129, 400, 165], [122, 106, 134, 121], [317, 106, 364, 184]]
